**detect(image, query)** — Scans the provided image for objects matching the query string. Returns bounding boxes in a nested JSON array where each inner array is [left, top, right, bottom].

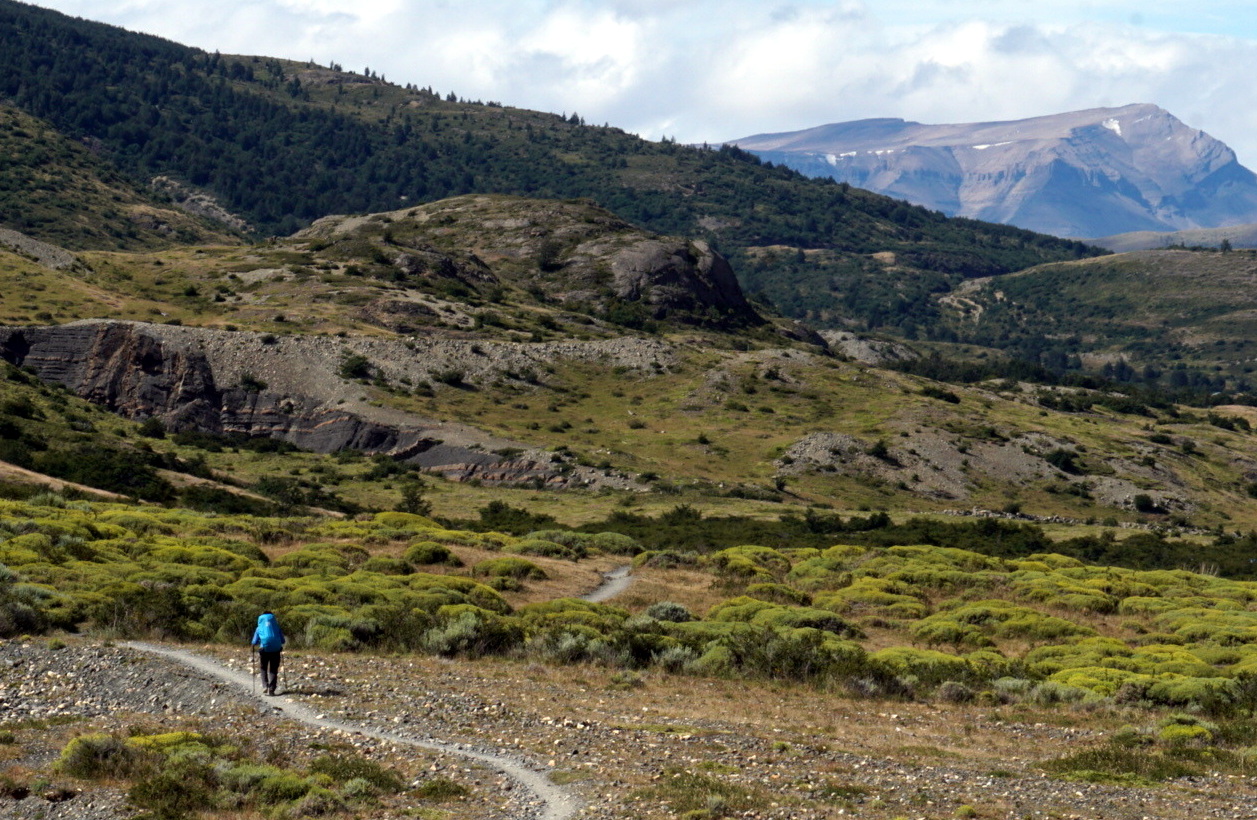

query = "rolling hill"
[[0, 0, 1097, 337]]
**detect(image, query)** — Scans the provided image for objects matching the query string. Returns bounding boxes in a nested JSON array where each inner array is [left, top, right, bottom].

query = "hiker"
[[251, 611, 286, 695]]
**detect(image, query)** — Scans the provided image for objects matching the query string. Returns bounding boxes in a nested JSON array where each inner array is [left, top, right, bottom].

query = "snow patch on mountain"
[[729, 104, 1257, 239]]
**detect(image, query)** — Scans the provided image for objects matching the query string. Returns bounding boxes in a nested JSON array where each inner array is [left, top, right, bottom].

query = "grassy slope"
[[0, 104, 235, 251], [7, 209, 1257, 528], [940, 248, 1257, 383]]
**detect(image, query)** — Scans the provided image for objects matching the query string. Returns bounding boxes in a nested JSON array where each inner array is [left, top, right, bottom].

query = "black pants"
[[258, 650, 282, 692]]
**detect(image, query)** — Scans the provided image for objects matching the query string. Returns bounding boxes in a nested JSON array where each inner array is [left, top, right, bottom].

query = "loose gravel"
[[5, 638, 1257, 819]]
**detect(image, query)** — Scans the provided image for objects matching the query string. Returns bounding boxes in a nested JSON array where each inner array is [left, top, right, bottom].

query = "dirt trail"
[[579, 565, 632, 603], [123, 642, 580, 820]]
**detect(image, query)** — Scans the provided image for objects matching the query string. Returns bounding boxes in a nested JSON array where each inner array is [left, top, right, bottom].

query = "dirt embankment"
[[0, 320, 667, 488]]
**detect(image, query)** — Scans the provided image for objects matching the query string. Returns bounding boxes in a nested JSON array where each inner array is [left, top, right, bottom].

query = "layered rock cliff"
[[731, 104, 1257, 239], [0, 320, 662, 488]]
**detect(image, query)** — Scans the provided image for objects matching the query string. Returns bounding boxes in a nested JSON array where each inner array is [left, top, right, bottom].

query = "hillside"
[[729, 104, 1257, 239], [935, 248, 1257, 393], [1, 191, 1257, 527], [0, 0, 1098, 336], [0, 103, 236, 250], [9, 4, 1257, 807]]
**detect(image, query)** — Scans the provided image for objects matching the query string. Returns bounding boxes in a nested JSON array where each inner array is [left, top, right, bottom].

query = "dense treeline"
[[0, 0, 1098, 326], [891, 351, 1257, 409]]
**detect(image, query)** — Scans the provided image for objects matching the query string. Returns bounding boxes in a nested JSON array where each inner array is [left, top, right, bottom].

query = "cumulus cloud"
[[29, 0, 1257, 164]]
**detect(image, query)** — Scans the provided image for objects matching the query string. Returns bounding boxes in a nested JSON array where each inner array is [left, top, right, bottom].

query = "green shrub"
[[936, 680, 976, 703], [290, 785, 347, 815], [423, 605, 524, 657], [586, 531, 642, 555], [403, 541, 460, 566], [718, 625, 868, 682], [472, 557, 547, 580], [520, 598, 628, 633], [816, 577, 927, 619], [57, 733, 152, 779], [709, 545, 791, 581], [360, 556, 412, 575], [527, 626, 610, 664], [505, 538, 580, 560], [633, 550, 700, 569], [1026, 681, 1095, 706], [373, 511, 439, 530], [871, 647, 973, 685], [415, 776, 470, 801], [308, 754, 404, 792], [251, 769, 313, 802], [745, 583, 811, 606], [911, 600, 1092, 649], [645, 601, 694, 623]]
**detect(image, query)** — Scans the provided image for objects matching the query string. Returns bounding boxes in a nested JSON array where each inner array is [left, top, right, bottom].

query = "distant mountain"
[[729, 105, 1257, 239]]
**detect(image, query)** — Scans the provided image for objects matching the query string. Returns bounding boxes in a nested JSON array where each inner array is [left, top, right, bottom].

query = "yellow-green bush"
[[870, 646, 973, 684], [403, 540, 459, 566], [911, 600, 1092, 649], [472, 557, 546, 580], [505, 538, 580, 560], [708, 545, 791, 581], [815, 577, 928, 619], [1011, 574, 1117, 613], [373, 511, 440, 530], [744, 582, 811, 606], [784, 556, 852, 590], [1024, 637, 1134, 677], [149, 545, 254, 573], [518, 598, 628, 632]]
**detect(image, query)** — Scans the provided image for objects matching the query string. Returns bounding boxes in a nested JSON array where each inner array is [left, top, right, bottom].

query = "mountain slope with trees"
[[0, 0, 1098, 333]]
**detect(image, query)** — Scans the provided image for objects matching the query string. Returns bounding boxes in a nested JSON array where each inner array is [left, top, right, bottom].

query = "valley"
[[6, 2, 1257, 819]]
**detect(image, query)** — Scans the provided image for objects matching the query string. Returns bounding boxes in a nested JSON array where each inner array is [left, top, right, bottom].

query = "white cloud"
[[26, 1, 1257, 165]]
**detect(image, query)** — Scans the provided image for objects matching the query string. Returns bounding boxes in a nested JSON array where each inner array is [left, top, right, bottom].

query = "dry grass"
[[610, 567, 728, 616]]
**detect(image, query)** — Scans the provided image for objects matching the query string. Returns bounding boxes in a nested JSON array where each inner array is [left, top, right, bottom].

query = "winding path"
[[120, 566, 634, 818], [124, 641, 580, 820], [579, 565, 632, 603]]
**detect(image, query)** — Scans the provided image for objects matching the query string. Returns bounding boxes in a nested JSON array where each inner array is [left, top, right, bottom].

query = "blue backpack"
[[255, 613, 283, 651]]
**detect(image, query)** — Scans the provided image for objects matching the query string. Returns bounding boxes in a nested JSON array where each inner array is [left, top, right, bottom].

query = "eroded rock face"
[[610, 238, 755, 321], [0, 321, 636, 488], [0, 227, 82, 271], [299, 196, 764, 328]]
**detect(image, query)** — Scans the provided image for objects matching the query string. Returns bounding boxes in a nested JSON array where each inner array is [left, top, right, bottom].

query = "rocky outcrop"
[[731, 104, 1257, 239], [0, 320, 650, 488], [0, 227, 83, 271], [150, 176, 251, 233], [298, 195, 764, 328], [609, 238, 754, 321], [819, 330, 918, 366]]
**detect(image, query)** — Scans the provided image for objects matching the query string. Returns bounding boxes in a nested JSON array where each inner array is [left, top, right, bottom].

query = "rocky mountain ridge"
[[730, 104, 1257, 239]]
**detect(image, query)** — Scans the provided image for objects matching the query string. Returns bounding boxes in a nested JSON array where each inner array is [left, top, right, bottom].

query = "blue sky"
[[30, 1, 1257, 164]]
